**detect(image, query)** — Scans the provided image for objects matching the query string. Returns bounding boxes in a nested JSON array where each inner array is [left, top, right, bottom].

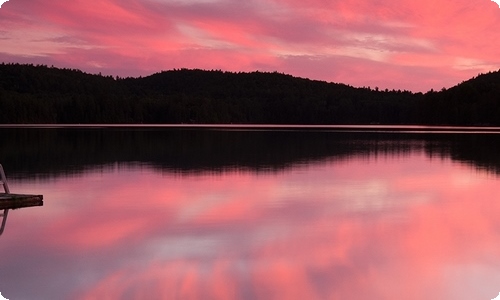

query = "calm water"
[[1, 126, 500, 300]]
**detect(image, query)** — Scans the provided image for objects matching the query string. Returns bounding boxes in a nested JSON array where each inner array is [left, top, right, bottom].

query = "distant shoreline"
[[2, 124, 500, 133], [3, 64, 500, 126]]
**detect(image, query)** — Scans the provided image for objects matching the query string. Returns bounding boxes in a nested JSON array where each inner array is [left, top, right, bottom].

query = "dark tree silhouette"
[[0, 63, 499, 125]]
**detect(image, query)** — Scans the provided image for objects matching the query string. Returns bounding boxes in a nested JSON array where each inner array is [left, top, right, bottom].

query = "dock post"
[[0, 164, 9, 235], [0, 209, 8, 235], [0, 164, 10, 194]]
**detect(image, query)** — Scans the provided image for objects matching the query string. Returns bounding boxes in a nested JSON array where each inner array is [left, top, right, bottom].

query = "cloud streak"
[[0, 0, 499, 91]]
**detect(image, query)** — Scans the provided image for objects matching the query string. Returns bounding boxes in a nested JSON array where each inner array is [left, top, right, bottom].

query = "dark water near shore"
[[1, 126, 500, 299]]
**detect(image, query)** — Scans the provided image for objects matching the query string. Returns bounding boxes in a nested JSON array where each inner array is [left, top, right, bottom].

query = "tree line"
[[0, 63, 499, 125]]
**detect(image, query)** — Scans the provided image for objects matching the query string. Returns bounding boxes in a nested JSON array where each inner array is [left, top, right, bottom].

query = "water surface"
[[0, 126, 500, 299]]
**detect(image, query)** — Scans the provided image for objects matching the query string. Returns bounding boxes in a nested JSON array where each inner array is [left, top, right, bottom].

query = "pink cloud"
[[2, 0, 500, 91]]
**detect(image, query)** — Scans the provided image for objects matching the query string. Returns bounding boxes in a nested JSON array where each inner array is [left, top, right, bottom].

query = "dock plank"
[[0, 193, 43, 209]]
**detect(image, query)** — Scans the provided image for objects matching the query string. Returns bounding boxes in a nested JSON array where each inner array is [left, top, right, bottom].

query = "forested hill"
[[0, 63, 499, 125]]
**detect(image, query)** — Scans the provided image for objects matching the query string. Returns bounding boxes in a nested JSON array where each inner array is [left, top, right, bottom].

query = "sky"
[[0, 0, 500, 92]]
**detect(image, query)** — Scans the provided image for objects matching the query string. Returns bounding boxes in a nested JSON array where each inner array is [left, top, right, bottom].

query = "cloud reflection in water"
[[1, 152, 500, 300]]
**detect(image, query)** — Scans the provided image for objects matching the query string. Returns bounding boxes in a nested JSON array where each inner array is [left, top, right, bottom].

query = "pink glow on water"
[[1, 153, 500, 299]]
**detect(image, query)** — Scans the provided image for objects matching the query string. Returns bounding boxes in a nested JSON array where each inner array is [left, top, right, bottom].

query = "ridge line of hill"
[[1, 63, 499, 125]]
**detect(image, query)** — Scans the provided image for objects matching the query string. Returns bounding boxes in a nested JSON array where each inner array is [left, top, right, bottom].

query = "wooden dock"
[[0, 193, 43, 209], [0, 164, 44, 235], [0, 164, 43, 209]]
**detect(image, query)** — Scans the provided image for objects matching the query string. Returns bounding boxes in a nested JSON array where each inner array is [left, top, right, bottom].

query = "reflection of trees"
[[1, 127, 500, 176]]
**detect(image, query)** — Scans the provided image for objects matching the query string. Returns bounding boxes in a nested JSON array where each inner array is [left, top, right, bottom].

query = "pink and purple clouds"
[[1, 0, 499, 91]]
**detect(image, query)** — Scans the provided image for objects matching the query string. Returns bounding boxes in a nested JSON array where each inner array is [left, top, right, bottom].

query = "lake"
[[1, 125, 500, 300]]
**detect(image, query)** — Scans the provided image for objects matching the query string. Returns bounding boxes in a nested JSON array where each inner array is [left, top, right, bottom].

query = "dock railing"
[[0, 164, 9, 235], [0, 164, 10, 194]]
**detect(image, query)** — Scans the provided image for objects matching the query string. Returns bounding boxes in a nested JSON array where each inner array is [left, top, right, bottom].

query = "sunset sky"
[[1, 0, 500, 92]]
